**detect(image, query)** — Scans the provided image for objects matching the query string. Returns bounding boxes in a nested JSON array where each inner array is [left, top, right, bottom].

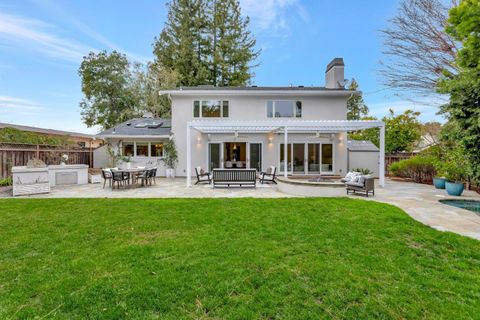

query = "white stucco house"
[[95, 58, 385, 186]]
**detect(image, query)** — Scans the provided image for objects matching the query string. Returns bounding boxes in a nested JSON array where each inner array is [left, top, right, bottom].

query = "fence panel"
[[0, 142, 93, 179], [384, 152, 418, 174]]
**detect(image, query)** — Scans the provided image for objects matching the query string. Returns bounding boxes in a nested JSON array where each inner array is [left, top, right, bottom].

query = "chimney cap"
[[326, 58, 345, 73]]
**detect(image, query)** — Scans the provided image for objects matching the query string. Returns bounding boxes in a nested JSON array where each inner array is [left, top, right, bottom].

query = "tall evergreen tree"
[[153, 0, 210, 86], [153, 0, 259, 87], [346, 79, 369, 120], [210, 0, 259, 86]]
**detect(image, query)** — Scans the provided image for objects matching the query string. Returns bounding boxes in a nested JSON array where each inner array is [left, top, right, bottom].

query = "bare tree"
[[379, 0, 459, 94]]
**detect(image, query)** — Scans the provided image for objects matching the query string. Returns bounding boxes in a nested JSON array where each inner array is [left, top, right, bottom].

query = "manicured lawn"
[[0, 198, 479, 319]]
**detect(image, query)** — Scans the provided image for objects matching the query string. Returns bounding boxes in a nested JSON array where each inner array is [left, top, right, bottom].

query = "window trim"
[[121, 141, 165, 158], [193, 100, 229, 118], [266, 100, 302, 118]]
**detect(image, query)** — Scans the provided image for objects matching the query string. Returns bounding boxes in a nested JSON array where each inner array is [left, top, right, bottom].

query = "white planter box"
[[89, 174, 102, 184], [12, 167, 50, 196]]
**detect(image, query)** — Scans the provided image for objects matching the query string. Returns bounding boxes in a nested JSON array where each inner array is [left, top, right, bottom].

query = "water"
[[439, 200, 480, 215]]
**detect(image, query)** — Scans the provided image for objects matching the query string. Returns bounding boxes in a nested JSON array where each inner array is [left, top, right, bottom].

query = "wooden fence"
[[385, 152, 418, 174], [0, 142, 94, 179]]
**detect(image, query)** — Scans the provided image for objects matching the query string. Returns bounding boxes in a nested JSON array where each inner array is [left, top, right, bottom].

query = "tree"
[[350, 109, 421, 153], [379, 0, 458, 94], [438, 0, 480, 181], [153, 0, 259, 87], [79, 51, 142, 129], [153, 0, 212, 86], [210, 0, 259, 86], [139, 62, 180, 118], [346, 79, 369, 120]]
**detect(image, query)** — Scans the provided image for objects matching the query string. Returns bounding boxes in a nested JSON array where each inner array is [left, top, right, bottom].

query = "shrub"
[[0, 177, 12, 186], [352, 168, 373, 175], [388, 155, 436, 183]]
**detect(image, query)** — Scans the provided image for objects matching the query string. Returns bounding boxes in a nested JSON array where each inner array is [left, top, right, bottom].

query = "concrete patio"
[[1, 178, 479, 240]]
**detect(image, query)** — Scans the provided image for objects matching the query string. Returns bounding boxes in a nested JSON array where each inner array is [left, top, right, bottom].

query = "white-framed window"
[[121, 141, 165, 158], [193, 100, 229, 118], [267, 100, 302, 118]]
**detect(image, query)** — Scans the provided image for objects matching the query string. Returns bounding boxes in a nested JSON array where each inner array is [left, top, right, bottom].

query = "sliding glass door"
[[249, 143, 262, 171], [321, 143, 333, 174], [280, 142, 334, 175], [280, 143, 292, 173], [308, 144, 320, 174], [292, 144, 305, 173], [208, 143, 221, 172]]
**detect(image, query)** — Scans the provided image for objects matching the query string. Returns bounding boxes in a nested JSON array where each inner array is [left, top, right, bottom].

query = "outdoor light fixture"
[[268, 136, 273, 144]]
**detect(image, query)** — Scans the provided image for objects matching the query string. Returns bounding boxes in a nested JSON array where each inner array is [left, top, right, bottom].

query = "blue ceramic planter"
[[445, 181, 464, 196], [433, 177, 446, 189]]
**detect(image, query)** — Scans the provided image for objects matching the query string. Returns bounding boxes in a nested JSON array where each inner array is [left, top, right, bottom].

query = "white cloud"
[[0, 12, 93, 62], [239, 0, 307, 34], [367, 96, 448, 122], [30, 0, 150, 63], [0, 95, 45, 116]]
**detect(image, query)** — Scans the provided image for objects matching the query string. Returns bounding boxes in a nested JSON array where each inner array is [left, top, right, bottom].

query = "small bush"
[[0, 177, 12, 186], [352, 168, 373, 175], [388, 155, 436, 183]]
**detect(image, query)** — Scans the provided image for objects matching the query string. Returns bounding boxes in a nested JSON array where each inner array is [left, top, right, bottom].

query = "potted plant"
[[120, 156, 132, 169], [432, 160, 446, 189], [443, 153, 470, 196], [162, 139, 178, 178], [60, 154, 69, 165]]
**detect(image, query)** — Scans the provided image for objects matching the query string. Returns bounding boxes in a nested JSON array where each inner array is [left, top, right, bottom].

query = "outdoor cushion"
[[358, 176, 366, 185]]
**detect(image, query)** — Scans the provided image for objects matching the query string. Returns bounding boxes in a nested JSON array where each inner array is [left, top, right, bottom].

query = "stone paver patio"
[[1, 178, 479, 240]]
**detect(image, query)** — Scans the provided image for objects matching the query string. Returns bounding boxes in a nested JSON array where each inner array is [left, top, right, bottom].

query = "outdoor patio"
[[1, 178, 480, 240]]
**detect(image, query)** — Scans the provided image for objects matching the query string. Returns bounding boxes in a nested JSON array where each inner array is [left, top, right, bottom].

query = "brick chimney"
[[325, 58, 345, 89]]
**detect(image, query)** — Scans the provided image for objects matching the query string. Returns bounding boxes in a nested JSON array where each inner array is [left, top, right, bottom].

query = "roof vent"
[[251, 85, 258, 88], [142, 112, 154, 118], [298, 85, 304, 88], [126, 123, 132, 126]]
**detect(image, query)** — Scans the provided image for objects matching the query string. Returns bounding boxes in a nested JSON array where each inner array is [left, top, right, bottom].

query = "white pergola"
[[186, 119, 385, 187]]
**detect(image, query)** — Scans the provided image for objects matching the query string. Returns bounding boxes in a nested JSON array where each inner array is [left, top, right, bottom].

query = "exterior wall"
[[95, 138, 168, 176], [348, 151, 380, 178], [171, 94, 349, 177]]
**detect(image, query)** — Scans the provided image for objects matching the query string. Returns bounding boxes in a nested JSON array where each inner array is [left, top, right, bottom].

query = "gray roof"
[[167, 85, 347, 91], [97, 118, 172, 137], [347, 140, 379, 152], [0, 122, 93, 139]]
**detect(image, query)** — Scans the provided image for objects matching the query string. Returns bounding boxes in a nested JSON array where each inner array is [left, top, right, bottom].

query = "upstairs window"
[[193, 100, 229, 118], [267, 100, 302, 118]]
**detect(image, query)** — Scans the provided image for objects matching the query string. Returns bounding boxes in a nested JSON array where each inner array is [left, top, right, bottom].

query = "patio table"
[[116, 168, 146, 187]]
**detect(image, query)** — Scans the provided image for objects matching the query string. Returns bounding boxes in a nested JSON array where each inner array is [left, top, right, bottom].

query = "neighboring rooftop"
[[97, 118, 172, 138], [347, 140, 379, 152], [0, 122, 94, 139]]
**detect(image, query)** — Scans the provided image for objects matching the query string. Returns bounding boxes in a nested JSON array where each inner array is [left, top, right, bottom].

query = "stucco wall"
[[171, 94, 349, 177], [348, 151, 380, 178]]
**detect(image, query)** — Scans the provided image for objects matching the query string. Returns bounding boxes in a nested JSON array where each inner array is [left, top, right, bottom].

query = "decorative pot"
[[433, 177, 446, 189], [166, 168, 175, 178], [445, 181, 464, 196]]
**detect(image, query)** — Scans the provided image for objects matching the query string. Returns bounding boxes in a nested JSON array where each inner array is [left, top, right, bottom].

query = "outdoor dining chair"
[[111, 170, 129, 189], [101, 169, 112, 188]]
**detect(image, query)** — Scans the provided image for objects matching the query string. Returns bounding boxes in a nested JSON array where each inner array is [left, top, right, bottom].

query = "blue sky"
[[0, 0, 444, 134]]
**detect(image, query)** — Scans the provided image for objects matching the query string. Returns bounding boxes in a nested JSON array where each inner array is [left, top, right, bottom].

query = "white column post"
[[186, 124, 192, 187], [379, 124, 385, 187], [284, 126, 288, 178]]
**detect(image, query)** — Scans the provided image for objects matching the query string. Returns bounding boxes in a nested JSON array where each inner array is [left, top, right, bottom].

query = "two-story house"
[[96, 58, 385, 186]]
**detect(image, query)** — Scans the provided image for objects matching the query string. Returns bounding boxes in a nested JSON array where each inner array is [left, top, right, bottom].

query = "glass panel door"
[[292, 144, 305, 173], [249, 143, 262, 171], [308, 144, 320, 174], [280, 144, 292, 173], [208, 143, 221, 171], [321, 143, 333, 174]]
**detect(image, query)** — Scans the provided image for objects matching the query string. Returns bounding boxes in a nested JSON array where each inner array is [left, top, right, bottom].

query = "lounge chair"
[[195, 166, 211, 184], [259, 166, 277, 184], [346, 176, 375, 197]]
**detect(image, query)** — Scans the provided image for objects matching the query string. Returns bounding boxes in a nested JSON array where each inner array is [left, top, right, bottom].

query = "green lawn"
[[0, 198, 479, 319]]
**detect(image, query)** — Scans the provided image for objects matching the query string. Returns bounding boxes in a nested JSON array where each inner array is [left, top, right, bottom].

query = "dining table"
[[116, 168, 146, 186]]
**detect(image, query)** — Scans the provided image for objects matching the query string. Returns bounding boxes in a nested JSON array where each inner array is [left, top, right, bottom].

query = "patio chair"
[[136, 169, 149, 187], [151, 168, 157, 184], [101, 169, 112, 188], [111, 170, 129, 189], [259, 166, 277, 184], [195, 166, 211, 184]]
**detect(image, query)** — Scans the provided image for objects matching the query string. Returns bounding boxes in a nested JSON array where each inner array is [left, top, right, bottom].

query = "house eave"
[[96, 135, 171, 139], [159, 89, 359, 97]]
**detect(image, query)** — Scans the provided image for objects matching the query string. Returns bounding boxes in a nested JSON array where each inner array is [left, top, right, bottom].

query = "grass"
[[0, 198, 479, 319]]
